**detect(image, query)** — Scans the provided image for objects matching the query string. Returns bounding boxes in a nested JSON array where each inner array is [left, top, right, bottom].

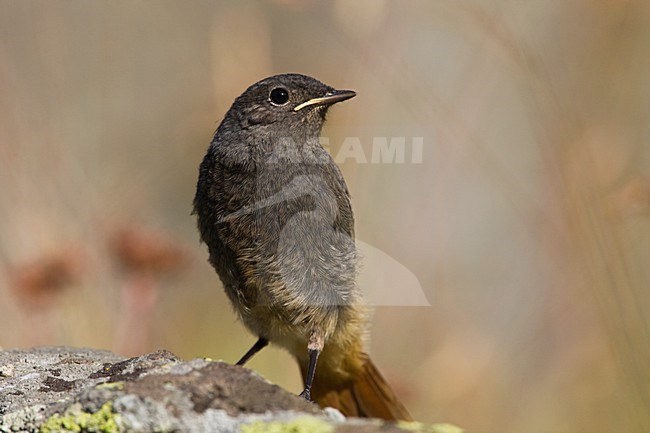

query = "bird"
[[193, 73, 411, 421]]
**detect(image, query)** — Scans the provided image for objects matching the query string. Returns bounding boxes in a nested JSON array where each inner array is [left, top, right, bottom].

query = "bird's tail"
[[301, 352, 412, 421]]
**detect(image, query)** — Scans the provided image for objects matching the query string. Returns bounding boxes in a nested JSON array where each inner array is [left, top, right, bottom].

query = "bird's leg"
[[299, 349, 319, 401], [300, 332, 323, 401], [236, 337, 268, 366]]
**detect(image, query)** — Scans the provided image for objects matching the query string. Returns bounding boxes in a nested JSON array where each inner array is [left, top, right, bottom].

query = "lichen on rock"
[[0, 347, 462, 433]]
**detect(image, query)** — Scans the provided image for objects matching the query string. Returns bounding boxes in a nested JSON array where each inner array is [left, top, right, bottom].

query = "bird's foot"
[[299, 387, 311, 401]]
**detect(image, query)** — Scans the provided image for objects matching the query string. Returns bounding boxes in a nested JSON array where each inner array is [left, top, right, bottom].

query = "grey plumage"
[[194, 74, 411, 420], [193, 74, 364, 357]]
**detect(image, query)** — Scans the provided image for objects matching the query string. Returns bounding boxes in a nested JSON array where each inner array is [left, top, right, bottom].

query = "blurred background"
[[1, 1, 650, 431]]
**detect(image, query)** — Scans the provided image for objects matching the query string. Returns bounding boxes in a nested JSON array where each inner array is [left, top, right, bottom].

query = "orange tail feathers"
[[302, 353, 412, 421]]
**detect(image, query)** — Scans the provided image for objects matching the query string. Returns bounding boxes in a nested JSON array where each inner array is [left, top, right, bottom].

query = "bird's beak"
[[294, 89, 356, 112]]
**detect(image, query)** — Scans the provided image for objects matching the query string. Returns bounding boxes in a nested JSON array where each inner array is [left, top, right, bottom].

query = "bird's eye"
[[269, 87, 290, 106]]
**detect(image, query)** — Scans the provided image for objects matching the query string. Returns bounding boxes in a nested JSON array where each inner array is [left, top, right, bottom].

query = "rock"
[[0, 347, 461, 433]]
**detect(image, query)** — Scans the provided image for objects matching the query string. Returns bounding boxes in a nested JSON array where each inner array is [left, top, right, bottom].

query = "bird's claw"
[[299, 388, 311, 401]]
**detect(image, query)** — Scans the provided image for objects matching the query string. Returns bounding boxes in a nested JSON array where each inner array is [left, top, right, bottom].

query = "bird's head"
[[226, 73, 356, 135]]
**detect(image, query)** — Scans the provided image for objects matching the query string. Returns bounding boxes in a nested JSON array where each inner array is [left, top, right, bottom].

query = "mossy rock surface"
[[0, 347, 461, 433]]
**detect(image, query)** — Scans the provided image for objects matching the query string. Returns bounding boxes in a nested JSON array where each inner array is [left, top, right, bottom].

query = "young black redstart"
[[193, 74, 411, 420]]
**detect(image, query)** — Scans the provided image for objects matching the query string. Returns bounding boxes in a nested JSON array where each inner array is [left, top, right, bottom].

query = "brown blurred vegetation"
[[1, 1, 649, 431]]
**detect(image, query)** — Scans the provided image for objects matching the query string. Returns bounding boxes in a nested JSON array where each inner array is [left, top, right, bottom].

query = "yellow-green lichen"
[[40, 402, 120, 433], [397, 421, 464, 433], [240, 417, 333, 433]]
